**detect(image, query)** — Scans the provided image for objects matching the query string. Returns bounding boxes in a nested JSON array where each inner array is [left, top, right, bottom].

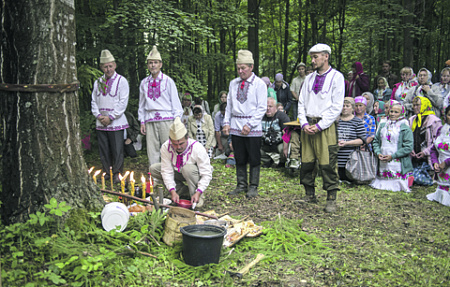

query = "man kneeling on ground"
[[150, 117, 213, 208], [261, 97, 291, 167]]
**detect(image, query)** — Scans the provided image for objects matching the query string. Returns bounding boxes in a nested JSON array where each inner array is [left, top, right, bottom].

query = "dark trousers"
[[231, 135, 261, 167], [97, 129, 125, 176]]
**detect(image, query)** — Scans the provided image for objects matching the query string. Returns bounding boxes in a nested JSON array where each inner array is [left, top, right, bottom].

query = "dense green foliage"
[[75, 0, 450, 117]]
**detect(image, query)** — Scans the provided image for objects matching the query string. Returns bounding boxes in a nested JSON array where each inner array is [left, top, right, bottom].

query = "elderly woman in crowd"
[[391, 67, 418, 104], [370, 101, 413, 192], [436, 67, 450, 110], [362, 92, 375, 115], [187, 105, 216, 158], [428, 105, 450, 206], [346, 62, 370, 98], [337, 97, 366, 182], [374, 77, 393, 102], [212, 91, 228, 117], [372, 100, 386, 127], [261, 76, 277, 102], [409, 96, 442, 185], [404, 68, 442, 117], [354, 96, 376, 151]]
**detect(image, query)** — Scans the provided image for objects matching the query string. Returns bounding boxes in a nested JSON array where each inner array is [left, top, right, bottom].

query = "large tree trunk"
[[0, 0, 104, 224]]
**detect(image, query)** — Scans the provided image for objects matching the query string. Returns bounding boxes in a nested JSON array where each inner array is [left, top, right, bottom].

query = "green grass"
[[1, 151, 449, 286]]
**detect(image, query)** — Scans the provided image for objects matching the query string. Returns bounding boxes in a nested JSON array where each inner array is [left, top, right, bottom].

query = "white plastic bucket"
[[101, 202, 130, 232]]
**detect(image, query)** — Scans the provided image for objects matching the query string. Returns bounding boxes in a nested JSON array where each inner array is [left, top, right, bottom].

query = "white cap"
[[308, 43, 331, 55], [100, 50, 115, 64]]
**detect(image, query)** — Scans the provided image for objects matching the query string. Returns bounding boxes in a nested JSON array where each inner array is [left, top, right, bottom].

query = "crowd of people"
[[91, 45, 450, 214]]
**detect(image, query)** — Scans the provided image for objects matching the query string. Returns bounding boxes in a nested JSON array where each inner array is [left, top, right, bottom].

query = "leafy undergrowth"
[[1, 151, 450, 286]]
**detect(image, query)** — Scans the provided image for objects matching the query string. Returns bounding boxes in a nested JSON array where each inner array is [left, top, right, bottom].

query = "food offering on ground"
[[196, 211, 263, 247]]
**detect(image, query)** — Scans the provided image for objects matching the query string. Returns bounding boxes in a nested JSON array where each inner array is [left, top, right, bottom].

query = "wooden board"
[[284, 120, 301, 126]]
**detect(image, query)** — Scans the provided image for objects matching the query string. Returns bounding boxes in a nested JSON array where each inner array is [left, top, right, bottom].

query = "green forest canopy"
[[75, 0, 450, 113]]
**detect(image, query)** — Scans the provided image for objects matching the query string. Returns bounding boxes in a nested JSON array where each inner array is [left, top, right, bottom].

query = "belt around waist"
[[306, 117, 322, 124]]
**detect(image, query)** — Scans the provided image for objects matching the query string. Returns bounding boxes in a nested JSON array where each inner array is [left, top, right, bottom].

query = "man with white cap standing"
[[297, 43, 345, 213], [150, 117, 212, 208], [223, 49, 267, 198], [138, 45, 183, 167], [91, 49, 129, 183]]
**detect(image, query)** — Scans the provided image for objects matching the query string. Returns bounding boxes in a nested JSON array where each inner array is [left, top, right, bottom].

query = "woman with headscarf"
[[336, 97, 366, 182], [346, 62, 370, 98], [427, 105, 450, 206], [187, 105, 216, 158], [404, 68, 443, 117], [435, 67, 450, 110], [370, 101, 413, 192], [391, 67, 418, 103], [373, 77, 393, 102], [408, 96, 442, 185], [362, 92, 375, 115], [261, 76, 277, 102], [372, 100, 386, 126]]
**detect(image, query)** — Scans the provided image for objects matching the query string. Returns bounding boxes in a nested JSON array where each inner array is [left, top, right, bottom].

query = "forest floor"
[[85, 150, 450, 286]]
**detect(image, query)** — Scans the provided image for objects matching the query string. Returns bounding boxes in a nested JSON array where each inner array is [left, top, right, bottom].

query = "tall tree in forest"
[[0, 0, 104, 224], [248, 0, 260, 73]]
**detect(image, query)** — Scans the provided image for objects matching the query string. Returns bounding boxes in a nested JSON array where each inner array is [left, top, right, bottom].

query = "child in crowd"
[[370, 101, 413, 192]]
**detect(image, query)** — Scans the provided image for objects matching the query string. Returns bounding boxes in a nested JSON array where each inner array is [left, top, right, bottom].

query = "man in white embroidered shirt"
[[223, 50, 267, 198], [297, 43, 345, 213], [150, 117, 212, 208], [138, 45, 183, 168], [91, 49, 129, 183]]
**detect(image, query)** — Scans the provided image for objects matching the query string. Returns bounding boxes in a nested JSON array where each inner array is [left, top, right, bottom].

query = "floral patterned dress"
[[370, 120, 412, 192], [427, 125, 450, 206]]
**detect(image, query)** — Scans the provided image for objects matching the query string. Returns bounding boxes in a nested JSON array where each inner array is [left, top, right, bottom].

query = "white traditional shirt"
[[298, 67, 345, 130], [91, 72, 129, 131], [223, 73, 267, 137], [138, 72, 183, 124], [160, 138, 212, 193]]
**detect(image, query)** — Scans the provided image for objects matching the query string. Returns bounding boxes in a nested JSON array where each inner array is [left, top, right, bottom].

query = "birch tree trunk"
[[0, 0, 104, 224]]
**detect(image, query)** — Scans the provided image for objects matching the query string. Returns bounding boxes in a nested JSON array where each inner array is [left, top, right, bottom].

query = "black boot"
[[325, 190, 337, 213], [298, 186, 317, 203], [227, 165, 248, 195], [247, 165, 260, 198]]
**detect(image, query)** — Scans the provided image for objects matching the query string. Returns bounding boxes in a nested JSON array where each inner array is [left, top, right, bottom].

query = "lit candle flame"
[[93, 170, 101, 184]]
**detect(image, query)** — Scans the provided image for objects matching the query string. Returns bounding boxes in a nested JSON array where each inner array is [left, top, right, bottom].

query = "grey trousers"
[[145, 120, 173, 167]]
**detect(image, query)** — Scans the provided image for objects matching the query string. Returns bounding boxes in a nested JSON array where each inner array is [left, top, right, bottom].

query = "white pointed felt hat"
[[100, 49, 115, 64], [169, 117, 187, 141], [147, 45, 162, 61]]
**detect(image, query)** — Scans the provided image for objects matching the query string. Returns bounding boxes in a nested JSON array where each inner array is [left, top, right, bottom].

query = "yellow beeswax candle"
[[93, 170, 101, 185], [141, 175, 146, 199], [101, 173, 106, 190]]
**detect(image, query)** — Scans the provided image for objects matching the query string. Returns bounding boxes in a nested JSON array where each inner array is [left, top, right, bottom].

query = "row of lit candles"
[[88, 166, 153, 199]]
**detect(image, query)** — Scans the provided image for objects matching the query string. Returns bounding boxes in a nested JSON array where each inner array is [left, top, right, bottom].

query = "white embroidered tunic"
[[91, 72, 129, 131], [223, 73, 267, 137], [160, 138, 212, 193], [138, 72, 183, 124], [298, 67, 345, 130], [427, 124, 450, 206]]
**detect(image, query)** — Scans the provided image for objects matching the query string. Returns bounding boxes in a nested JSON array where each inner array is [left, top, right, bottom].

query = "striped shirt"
[[337, 117, 367, 168]]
